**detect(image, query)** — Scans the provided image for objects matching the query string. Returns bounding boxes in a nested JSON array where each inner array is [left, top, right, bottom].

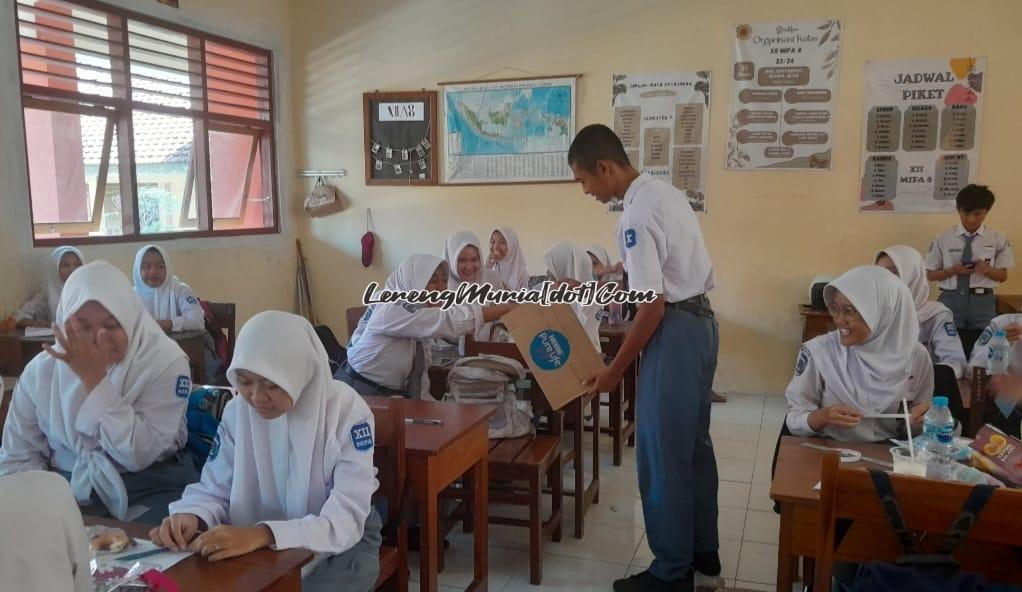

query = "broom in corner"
[[295, 239, 318, 325]]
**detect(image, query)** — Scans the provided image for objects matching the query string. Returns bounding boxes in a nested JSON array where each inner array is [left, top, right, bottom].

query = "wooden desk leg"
[[777, 502, 795, 592], [591, 394, 600, 505], [419, 479, 440, 592], [470, 456, 489, 592], [610, 388, 623, 466], [573, 398, 584, 539]]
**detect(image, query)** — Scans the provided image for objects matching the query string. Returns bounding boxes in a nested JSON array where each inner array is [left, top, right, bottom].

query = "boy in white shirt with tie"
[[926, 184, 1013, 352]]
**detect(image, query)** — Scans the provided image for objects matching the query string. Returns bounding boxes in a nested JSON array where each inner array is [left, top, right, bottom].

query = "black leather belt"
[[342, 362, 403, 396], [666, 294, 714, 319], [940, 288, 994, 295]]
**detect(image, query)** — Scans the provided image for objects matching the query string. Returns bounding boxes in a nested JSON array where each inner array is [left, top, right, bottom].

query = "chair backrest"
[[206, 302, 237, 363], [370, 399, 407, 540], [967, 366, 991, 438], [814, 451, 1022, 592], [346, 306, 368, 341]]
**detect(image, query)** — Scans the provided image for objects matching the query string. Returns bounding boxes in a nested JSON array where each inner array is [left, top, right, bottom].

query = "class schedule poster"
[[727, 20, 842, 171], [859, 57, 986, 213]]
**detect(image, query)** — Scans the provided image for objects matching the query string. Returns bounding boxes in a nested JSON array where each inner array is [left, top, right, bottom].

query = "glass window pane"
[[210, 127, 272, 230], [128, 21, 201, 110], [133, 110, 198, 234], [25, 106, 124, 240]]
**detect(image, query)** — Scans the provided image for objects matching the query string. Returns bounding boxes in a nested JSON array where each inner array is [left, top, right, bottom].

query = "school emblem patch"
[[624, 229, 637, 248], [943, 322, 958, 337], [186, 296, 198, 304], [795, 347, 810, 376], [351, 422, 374, 452], [978, 327, 995, 346], [208, 433, 221, 461], [176, 375, 191, 398]]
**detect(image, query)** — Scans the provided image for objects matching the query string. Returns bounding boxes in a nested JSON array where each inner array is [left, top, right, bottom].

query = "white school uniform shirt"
[[925, 224, 1014, 290], [785, 266, 934, 442], [14, 246, 85, 324], [544, 241, 602, 351], [615, 173, 714, 301], [132, 244, 205, 332], [878, 245, 968, 378], [488, 226, 530, 291], [347, 255, 484, 397], [169, 312, 377, 555], [968, 314, 1022, 375], [0, 262, 190, 520], [0, 471, 92, 592]]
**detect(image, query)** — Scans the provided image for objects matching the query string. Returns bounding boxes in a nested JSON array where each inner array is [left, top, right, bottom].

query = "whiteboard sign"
[[379, 102, 424, 121]]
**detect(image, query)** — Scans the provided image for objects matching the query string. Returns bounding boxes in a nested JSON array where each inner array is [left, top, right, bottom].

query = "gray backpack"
[[445, 355, 533, 439]]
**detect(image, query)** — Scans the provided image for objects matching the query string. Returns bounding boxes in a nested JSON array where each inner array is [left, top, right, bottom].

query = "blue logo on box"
[[351, 422, 374, 452], [530, 330, 571, 371]]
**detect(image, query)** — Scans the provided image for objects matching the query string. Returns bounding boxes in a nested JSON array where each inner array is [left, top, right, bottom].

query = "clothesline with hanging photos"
[[370, 124, 432, 176]]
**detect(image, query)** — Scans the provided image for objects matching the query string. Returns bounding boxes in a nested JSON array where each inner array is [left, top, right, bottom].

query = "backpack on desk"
[[445, 354, 533, 439]]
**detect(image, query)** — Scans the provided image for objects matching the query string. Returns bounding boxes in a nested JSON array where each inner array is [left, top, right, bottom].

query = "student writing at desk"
[[155, 311, 382, 592], [14, 246, 84, 329], [0, 262, 197, 524], [785, 266, 934, 442], [571, 124, 719, 592]]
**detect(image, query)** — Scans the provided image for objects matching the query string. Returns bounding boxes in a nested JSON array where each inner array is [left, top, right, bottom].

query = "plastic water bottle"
[[608, 302, 622, 326], [923, 396, 955, 480], [988, 329, 1012, 375]]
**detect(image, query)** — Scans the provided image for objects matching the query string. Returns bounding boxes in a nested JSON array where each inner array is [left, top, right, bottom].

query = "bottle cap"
[[933, 396, 949, 408]]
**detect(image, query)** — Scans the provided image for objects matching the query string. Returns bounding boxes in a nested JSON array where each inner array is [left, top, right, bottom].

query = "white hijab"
[[488, 226, 529, 291], [132, 244, 190, 321], [810, 265, 920, 414], [0, 471, 92, 592], [351, 255, 445, 346], [46, 246, 85, 321], [225, 311, 359, 525], [586, 244, 611, 268], [875, 245, 948, 324], [44, 261, 185, 518], [443, 231, 503, 290], [545, 241, 594, 284]]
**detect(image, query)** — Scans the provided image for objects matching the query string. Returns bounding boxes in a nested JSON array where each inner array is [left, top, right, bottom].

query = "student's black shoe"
[[407, 526, 450, 551], [693, 551, 721, 576], [612, 569, 694, 592]]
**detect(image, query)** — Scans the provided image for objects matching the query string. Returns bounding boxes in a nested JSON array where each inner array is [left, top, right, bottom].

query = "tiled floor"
[[409, 394, 785, 591]]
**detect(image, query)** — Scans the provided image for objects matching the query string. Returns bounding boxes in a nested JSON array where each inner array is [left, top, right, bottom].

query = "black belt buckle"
[[668, 295, 714, 319]]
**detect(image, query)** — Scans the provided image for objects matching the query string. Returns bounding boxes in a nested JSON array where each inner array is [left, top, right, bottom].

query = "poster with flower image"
[[727, 20, 842, 170], [859, 57, 986, 213]]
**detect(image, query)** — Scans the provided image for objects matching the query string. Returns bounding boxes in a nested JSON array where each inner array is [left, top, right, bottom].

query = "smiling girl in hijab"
[[785, 265, 935, 442], [487, 226, 530, 291], [876, 245, 968, 378], [132, 244, 204, 333], [340, 255, 515, 398], [155, 311, 383, 592], [0, 261, 196, 523], [444, 231, 507, 341], [545, 241, 602, 350], [15, 246, 85, 328]]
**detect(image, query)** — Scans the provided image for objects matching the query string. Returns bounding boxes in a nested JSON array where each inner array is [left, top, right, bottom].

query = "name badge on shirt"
[[176, 375, 192, 398], [624, 228, 637, 248], [944, 322, 958, 337], [351, 422, 374, 452]]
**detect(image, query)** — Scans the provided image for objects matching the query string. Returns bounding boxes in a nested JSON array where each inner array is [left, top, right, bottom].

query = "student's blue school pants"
[[637, 304, 720, 581]]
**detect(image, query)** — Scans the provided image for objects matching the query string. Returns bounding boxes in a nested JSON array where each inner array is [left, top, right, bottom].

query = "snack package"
[[968, 425, 1022, 487], [86, 525, 134, 554]]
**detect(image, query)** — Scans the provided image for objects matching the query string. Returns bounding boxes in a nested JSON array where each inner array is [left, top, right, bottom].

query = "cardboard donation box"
[[502, 303, 606, 411]]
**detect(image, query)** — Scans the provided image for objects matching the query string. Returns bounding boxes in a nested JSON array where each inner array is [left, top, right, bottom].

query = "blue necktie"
[[957, 234, 976, 296]]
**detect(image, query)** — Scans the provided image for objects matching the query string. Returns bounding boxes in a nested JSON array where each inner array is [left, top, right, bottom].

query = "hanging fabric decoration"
[[361, 208, 376, 268]]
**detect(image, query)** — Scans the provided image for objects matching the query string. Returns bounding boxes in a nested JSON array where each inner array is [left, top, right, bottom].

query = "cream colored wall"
[[290, 0, 1022, 396], [0, 0, 299, 325]]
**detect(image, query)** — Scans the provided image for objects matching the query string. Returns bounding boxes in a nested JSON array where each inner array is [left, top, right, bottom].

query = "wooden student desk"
[[997, 294, 1022, 315], [83, 516, 312, 591], [598, 320, 638, 465], [364, 396, 493, 592], [0, 329, 206, 381], [799, 305, 835, 343]]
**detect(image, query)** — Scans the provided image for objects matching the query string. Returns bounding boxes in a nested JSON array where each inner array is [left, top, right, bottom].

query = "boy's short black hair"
[[568, 124, 631, 171], [956, 184, 995, 212]]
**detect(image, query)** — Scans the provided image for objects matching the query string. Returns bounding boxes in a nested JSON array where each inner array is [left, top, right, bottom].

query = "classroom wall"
[[0, 0, 299, 325], [290, 0, 1022, 396]]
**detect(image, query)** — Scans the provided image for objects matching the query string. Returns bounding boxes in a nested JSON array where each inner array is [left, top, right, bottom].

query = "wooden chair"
[[206, 302, 237, 364], [814, 451, 1022, 592], [347, 306, 368, 341], [371, 399, 409, 592], [594, 324, 637, 466], [463, 335, 600, 539]]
